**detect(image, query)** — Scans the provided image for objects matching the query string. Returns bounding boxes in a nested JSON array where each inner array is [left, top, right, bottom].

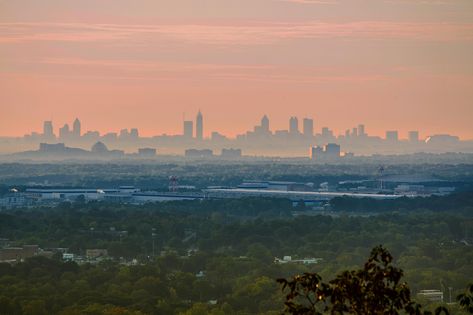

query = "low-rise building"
[[86, 249, 108, 259], [0, 245, 43, 263], [63, 253, 75, 261], [0, 193, 28, 209], [221, 148, 242, 158], [417, 290, 444, 302], [138, 148, 157, 157], [185, 149, 213, 158], [274, 256, 323, 265]]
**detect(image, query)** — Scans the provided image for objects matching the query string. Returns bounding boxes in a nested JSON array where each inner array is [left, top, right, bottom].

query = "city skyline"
[[1, 0, 473, 139], [13, 113, 456, 141], [1, 110, 469, 158], [2, 111, 472, 141], [1, 2, 473, 314], [0, 106, 473, 140]]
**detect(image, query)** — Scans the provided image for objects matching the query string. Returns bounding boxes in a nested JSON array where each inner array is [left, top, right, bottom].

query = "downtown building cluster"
[[3, 111, 470, 158]]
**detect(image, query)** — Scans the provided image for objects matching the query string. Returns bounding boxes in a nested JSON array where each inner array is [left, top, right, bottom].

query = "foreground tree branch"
[[278, 246, 456, 315]]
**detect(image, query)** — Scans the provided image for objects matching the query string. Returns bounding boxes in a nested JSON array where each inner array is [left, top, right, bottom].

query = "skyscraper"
[[183, 120, 193, 139], [59, 124, 70, 140], [386, 131, 399, 142], [119, 129, 129, 139], [289, 116, 299, 135], [130, 128, 139, 139], [43, 121, 54, 138], [358, 124, 366, 137], [321, 127, 334, 138], [310, 146, 324, 160], [73, 118, 81, 137], [352, 127, 358, 137], [311, 143, 340, 161], [324, 143, 341, 158], [408, 131, 419, 142], [261, 115, 270, 133], [196, 111, 203, 140], [303, 118, 314, 138]]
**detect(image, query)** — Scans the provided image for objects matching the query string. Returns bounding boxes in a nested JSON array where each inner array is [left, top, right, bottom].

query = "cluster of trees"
[[331, 191, 473, 213], [0, 246, 471, 314], [0, 195, 472, 313], [278, 246, 473, 314], [1, 162, 472, 190], [0, 252, 288, 314]]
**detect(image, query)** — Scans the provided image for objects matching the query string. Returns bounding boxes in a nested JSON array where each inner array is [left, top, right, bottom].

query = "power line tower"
[[169, 176, 179, 192], [378, 165, 385, 190]]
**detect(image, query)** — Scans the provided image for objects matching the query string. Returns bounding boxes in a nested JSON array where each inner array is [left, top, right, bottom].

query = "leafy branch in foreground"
[[458, 284, 473, 314], [278, 245, 453, 315]]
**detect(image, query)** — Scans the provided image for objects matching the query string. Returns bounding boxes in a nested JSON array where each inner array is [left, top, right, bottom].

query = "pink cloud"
[[1, 21, 472, 45], [23, 57, 394, 84], [276, 0, 339, 4], [40, 57, 273, 72]]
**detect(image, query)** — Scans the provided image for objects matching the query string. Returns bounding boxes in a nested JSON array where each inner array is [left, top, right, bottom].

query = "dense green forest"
[[1, 162, 473, 189], [331, 190, 473, 213], [0, 195, 472, 314]]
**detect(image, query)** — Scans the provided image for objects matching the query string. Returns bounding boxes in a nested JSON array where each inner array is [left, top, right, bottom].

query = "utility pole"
[[152, 228, 157, 257]]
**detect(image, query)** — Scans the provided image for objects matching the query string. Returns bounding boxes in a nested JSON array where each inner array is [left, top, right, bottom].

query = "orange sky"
[[1, 0, 473, 139]]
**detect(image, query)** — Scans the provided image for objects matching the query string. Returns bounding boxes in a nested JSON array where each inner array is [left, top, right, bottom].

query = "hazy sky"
[[1, 0, 473, 139]]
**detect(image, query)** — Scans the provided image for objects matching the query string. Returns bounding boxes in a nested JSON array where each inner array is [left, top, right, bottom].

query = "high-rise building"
[[351, 127, 358, 137], [130, 128, 139, 139], [103, 132, 118, 142], [59, 124, 70, 139], [303, 118, 314, 137], [196, 111, 203, 140], [310, 143, 341, 160], [324, 143, 341, 158], [83, 131, 100, 142], [261, 115, 270, 133], [119, 129, 129, 139], [408, 131, 419, 142], [43, 121, 54, 138], [73, 118, 81, 137], [386, 130, 399, 142], [310, 146, 324, 160], [254, 115, 271, 136], [211, 131, 226, 141], [183, 121, 193, 139], [289, 116, 299, 135], [358, 124, 366, 136], [321, 127, 334, 138]]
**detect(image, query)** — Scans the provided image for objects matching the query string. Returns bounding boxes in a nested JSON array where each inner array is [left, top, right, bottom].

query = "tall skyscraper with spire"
[[196, 111, 203, 140], [73, 118, 81, 138]]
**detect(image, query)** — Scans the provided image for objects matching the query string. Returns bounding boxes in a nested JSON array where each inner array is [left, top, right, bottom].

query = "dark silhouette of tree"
[[458, 284, 473, 314], [278, 246, 450, 315]]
